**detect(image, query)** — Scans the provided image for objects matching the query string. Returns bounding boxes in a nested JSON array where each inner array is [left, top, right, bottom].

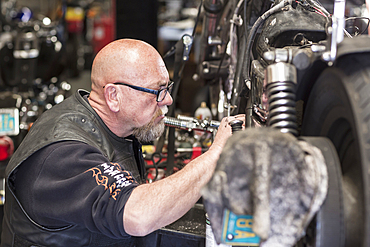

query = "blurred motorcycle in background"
[[0, 0, 71, 216]]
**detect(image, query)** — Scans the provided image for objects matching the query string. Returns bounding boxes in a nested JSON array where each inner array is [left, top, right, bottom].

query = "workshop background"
[[4, 0, 367, 116], [0, 0, 370, 246], [6, 0, 212, 116]]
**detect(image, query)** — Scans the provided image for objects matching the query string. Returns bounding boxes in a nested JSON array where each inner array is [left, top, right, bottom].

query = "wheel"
[[298, 137, 345, 247], [301, 54, 370, 247]]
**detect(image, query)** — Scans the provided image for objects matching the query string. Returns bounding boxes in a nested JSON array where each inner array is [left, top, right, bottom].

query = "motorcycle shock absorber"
[[265, 62, 298, 136]]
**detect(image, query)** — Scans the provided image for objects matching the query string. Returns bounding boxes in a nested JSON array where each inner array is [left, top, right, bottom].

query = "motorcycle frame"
[[197, 0, 370, 131]]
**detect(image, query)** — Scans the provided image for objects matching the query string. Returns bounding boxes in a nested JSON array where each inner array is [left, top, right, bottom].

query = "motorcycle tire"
[[298, 136, 345, 247], [301, 54, 370, 247]]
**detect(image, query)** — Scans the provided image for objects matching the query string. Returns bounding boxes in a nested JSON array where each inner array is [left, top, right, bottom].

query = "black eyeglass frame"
[[105, 81, 174, 102]]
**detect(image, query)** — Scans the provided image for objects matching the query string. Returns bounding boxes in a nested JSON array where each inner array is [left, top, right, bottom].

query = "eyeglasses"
[[105, 81, 174, 102]]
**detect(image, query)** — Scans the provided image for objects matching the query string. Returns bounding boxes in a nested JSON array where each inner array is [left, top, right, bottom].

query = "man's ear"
[[104, 85, 120, 112]]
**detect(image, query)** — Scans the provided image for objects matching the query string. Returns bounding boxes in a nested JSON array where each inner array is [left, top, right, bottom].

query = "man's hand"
[[123, 114, 245, 237], [211, 114, 245, 152]]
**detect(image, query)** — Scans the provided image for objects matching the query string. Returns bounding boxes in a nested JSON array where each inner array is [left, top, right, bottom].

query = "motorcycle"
[[178, 0, 370, 246], [0, 2, 71, 214]]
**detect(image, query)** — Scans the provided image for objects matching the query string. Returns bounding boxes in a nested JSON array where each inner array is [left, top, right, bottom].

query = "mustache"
[[151, 106, 168, 121], [160, 106, 168, 116]]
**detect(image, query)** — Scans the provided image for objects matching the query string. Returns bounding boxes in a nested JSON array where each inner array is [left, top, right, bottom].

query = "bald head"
[[87, 39, 171, 138], [91, 39, 167, 90]]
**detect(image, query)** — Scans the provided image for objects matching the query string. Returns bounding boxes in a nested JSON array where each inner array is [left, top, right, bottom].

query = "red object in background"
[[92, 15, 115, 54], [145, 146, 204, 182], [67, 20, 84, 33], [0, 136, 14, 161], [65, 7, 85, 33], [190, 146, 202, 160]]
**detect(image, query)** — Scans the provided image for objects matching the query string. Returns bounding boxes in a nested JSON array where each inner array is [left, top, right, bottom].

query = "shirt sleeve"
[[14, 141, 139, 238]]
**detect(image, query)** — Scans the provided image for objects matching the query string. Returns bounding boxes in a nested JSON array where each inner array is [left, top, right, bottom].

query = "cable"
[[345, 17, 370, 36], [163, 0, 203, 59], [305, 0, 330, 17], [244, 0, 293, 84], [192, 0, 204, 37], [145, 152, 163, 182]]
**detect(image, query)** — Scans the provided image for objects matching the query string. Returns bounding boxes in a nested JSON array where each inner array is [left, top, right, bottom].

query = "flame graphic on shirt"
[[85, 162, 137, 200], [85, 166, 122, 200], [86, 167, 109, 190]]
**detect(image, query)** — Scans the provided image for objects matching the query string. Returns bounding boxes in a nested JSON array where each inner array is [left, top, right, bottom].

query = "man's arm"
[[123, 116, 238, 236]]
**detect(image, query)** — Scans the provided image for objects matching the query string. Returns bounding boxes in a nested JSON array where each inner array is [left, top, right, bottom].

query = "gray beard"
[[133, 106, 167, 142], [132, 118, 165, 143]]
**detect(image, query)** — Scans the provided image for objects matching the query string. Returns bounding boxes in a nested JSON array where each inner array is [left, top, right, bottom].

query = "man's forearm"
[[123, 144, 223, 236]]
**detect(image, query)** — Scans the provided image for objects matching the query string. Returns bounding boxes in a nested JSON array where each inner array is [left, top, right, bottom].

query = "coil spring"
[[267, 81, 298, 136]]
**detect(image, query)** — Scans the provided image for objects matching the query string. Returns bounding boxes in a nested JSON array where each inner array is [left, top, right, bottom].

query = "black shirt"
[[14, 140, 139, 239]]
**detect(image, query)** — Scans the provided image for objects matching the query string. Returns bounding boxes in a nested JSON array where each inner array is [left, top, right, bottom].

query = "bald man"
[[1, 39, 235, 247]]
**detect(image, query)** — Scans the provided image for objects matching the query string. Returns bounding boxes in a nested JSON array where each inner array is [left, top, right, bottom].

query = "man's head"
[[88, 39, 173, 141]]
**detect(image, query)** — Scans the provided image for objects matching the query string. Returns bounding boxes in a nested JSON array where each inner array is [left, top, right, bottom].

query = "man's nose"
[[159, 92, 173, 106]]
